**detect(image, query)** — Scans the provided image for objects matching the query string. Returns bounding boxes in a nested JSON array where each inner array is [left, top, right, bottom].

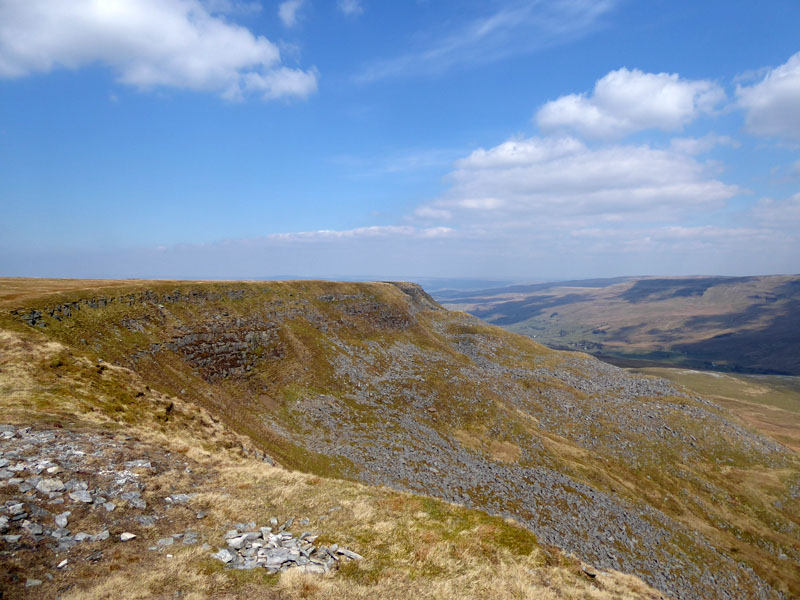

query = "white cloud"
[[265, 225, 454, 242], [338, 0, 363, 16], [419, 136, 741, 227], [356, 0, 619, 83], [752, 194, 800, 226], [0, 0, 316, 100], [736, 51, 800, 140], [536, 68, 725, 138], [669, 134, 738, 155], [243, 66, 318, 100], [278, 0, 304, 28]]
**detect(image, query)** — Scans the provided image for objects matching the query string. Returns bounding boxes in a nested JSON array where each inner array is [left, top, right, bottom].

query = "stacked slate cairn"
[[212, 517, 363, 573]]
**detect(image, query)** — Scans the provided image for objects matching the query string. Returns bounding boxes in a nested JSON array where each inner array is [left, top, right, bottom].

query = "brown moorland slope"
[[1, 278, 799, 599]]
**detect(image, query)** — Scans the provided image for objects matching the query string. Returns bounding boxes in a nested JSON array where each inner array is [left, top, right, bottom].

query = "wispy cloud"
[[278, 0, 304, 28], [355, 0, 619, 83], [201, 0, 262, 16], [331, 147, 463, 178], [338, 0, 363, 17], [264, 225, 454, 242]]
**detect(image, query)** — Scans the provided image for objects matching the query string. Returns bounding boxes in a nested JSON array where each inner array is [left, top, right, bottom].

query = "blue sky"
[[1, 0, 799, 282]]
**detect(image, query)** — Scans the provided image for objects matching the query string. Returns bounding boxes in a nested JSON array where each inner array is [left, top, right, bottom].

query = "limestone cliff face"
[[7, 280, 800, 600]]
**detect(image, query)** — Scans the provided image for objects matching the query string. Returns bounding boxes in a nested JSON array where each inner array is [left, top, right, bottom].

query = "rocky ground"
[[0, 424, 361, 598], [284, 320, 787, 600], [0, 423, 208, 595]]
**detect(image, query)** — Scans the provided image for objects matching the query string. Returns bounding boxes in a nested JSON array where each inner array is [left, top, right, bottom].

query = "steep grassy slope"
[[0, 322, 663, 600], [2, 279, 799, 599], [436, 275, 800, 375]]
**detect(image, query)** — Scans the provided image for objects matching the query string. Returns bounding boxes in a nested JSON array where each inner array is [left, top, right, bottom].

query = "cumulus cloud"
[[0, 0, 317, 100], [337, 0, 363, 16], [536, 68, 725, 138], [737, 51, 800, 140], [418, 136, 740, 227], [278, 0, 304, 28]]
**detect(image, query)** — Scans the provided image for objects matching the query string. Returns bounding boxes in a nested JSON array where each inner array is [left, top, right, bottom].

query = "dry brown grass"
[[57, 454, 666, 600]]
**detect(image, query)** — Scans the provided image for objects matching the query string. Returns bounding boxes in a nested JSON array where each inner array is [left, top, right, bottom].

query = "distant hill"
[[436, 275, 800, 375]]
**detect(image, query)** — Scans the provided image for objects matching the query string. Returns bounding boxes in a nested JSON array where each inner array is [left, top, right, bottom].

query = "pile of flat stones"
[[212, 517, 362, 573]]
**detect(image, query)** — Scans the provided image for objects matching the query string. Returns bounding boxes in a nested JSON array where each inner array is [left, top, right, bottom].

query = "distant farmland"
[[436, 275, 800, 375]]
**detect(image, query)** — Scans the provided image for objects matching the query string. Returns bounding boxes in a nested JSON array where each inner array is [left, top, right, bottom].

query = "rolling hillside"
[[1, 278, 799, 599], [436, 275, 800, 375]]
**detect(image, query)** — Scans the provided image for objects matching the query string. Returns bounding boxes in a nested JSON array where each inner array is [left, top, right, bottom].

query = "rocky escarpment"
[[7, 280, 800, 600]]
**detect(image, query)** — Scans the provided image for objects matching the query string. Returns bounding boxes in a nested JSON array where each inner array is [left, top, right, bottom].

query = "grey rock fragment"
[[7, 502, 25, 515], [213, 548, 234, 563], [22, 520, 43, 535], [93, 530, 110, 542], [337, 547, 363, 560], [26, 579, 42, 587], [167, 493, 192, 504], [36, 478, 65, 493], [120, 532, 136, 541], [69, 490, 93, 503], [55, 511, 70, 528]]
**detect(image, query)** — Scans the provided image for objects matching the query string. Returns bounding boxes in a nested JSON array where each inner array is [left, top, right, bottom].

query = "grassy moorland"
[[633, 368, 800, 452], [1, 278, 798, 599], [436, 275, 800, 375]]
